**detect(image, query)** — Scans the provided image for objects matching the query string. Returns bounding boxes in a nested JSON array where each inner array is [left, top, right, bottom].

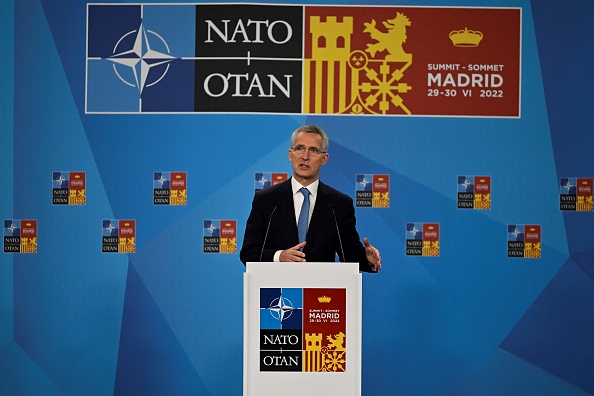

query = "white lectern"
[[244, 262, 362, 396]]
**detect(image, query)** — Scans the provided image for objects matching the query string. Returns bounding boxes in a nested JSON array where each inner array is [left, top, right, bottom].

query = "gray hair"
[[291, 125, 329, 152]]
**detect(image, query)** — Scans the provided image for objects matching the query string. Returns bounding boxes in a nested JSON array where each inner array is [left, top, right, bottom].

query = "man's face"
[[288, 132, 328, 186]]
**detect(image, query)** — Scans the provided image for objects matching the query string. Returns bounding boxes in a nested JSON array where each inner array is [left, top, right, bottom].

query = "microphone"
[[328, 203, 346, 263], [260, 202, 279, 262]]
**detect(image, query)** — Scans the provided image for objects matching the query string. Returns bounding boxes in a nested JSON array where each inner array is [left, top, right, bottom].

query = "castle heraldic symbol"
[[304, 12, 413, 115]]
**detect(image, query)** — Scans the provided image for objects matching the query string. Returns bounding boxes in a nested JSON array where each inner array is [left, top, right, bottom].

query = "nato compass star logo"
[[53, 173, 68, 188], [108, 22, 175, 93], [103, 220, 118, 236], [458, 176, 473, 192], [357, 174, 372, 190], [87, 4, 196, 112], [5, 220, 19, 236], [255, 173, 271, 190], [560, 178, 576, 194], [267, 294, 296, 323], [260, 288, 302, 330], [205, 222, 219, 237], [154, 173, 169, 188], [507, 225, 525, 242], [406, 223, 422, 239]]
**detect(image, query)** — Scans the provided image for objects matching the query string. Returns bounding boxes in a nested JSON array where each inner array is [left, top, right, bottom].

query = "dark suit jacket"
[[240, 178, 375, 272]]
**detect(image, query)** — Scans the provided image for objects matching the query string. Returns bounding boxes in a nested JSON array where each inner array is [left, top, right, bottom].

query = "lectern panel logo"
[[356, 174, 390, 208], [254, 172, 288, 192], [4, 220, 37, 253], [507, 224, 541, 258], [259, 287, 346, 372], [102, 219, 136, 253], [154, 172, 187, 205], [559, 177, 593, 212], [457, 175, 491, 209], [406, 222, 440, 256], [203, 220, 237, 253], [52, 172, 86, 205]]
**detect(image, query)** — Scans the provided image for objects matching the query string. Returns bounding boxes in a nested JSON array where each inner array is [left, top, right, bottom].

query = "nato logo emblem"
[[405, 222, 439, 257], [457, 175, 490, 209], [4, 219, 37, 253], [86, 4, 196, 113], [53, 172, 86, 205], [154, 172, 187, 205], [356, 174, 389, 208], [102, 219, 136, 253], [259, 288, 303, 372], [203, 220, 237, 254], [254, 172, 288, 192], [508, 224, 541, 258], [559, 177, 593, 211]]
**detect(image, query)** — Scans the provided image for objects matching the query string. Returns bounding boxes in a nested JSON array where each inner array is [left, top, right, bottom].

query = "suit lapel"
[[306, 181, 332, 245], [276, 179, 299, 244]]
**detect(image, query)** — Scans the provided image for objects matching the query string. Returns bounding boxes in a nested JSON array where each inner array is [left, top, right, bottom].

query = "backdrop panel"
[[1, 0, 593, 395]]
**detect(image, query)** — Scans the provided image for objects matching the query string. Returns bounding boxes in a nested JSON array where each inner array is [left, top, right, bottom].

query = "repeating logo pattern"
[[507, 224, 541, 258], [254, 172, 288, 192], [259, 288, 346, 372], [559, 177, 593, 212], [355, 174, 389, 208], [203, 220, 237, 253], [4, 220, 37, 253], [52, 172, 86, 205], [153, 172, 187, 205], [102, 220, 136, 253], [86, 5, 520, 116], [406, 222, 440, 257], [457, 175, 491, 209]]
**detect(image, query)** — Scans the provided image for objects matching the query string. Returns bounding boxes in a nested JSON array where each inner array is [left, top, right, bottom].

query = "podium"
[[244, 262, 362, 396]]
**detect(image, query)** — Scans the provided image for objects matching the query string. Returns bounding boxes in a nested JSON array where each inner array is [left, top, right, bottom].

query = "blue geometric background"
[[1, 0, 593, 395]]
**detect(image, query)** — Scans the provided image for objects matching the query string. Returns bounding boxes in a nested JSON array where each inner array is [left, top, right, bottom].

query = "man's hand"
[[364, 237, 382, 272], [279, 242, 307, 262]]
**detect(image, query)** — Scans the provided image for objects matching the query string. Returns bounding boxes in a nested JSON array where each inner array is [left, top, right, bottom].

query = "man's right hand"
[[279, 242, 307, 262]]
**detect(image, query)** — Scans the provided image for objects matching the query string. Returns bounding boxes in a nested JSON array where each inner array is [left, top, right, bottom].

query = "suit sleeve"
[[336, 195, 376, 273], [240, 193, 276, 264]]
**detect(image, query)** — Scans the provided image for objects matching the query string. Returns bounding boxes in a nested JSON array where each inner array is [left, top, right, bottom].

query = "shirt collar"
[[291, 177, 319, 197]]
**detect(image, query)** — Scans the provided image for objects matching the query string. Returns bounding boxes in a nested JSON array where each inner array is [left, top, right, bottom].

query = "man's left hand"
[[363, 237, 382, 272]]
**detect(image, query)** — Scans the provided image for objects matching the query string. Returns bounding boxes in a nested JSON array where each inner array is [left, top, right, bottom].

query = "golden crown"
[[449, 27, 483, 47], [318, 295, 331, 303]]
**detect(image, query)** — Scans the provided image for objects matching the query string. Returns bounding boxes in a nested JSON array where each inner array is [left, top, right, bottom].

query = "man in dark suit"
[[240, 125, 381, 273]]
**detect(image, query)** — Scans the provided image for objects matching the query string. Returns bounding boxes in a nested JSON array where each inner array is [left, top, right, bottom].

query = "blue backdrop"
[[1, 0, 593, 395]]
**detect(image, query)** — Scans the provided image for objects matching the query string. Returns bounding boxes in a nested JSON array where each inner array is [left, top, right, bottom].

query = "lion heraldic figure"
[[364, 12, 412, 62]]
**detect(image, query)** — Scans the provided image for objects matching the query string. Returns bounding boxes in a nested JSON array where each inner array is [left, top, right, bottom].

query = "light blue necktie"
[[297, 187, 310, 246]]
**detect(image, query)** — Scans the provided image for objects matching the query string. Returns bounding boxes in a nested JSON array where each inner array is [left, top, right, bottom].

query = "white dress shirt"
[[273, 178, 319, 261]]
